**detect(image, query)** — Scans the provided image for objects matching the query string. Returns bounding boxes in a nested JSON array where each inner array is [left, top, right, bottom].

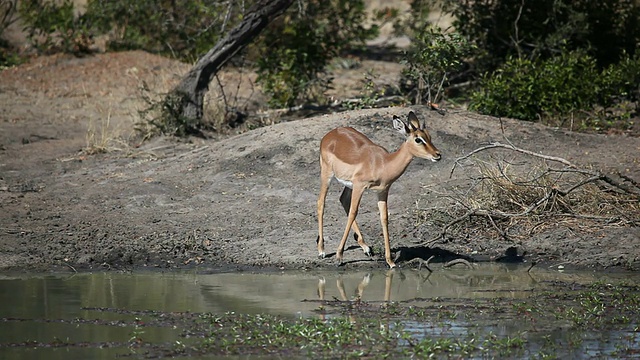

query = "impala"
[[316, 111, 441, 268]]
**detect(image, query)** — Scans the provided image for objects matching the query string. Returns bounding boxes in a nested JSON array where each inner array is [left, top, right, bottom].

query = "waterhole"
[[1, 264, 638, 359]]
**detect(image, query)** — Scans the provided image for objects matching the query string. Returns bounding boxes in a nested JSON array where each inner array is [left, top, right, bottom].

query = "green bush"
[[470, 56, 540, 120], [18, 0, 93, 55], [0, 0, 23, 68], [255, 0, 377, 108], [442, 0, 640, 73], [0, 43, 23, 68], [443, 0, 640, 129], [85, 0, 231, 62], [15, 0, 379, 111], [401, 25, 473, 105], [536, 51, 600, 117], [17, 0, 239, 61], [598, 52, 640, 106], [138, 89, 202, 137], [470, 51, 640, 122]]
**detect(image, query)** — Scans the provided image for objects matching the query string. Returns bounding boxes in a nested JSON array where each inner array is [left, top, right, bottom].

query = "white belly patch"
[[335, 177, 353, 189]]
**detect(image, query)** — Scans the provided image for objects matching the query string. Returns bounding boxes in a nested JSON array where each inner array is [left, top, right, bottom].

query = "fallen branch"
[[62, 261, 77, 273], [451, 141, 640, 196], [450, 141, 577, 179], [425, 208, 476, 246], [443, 258, 474, 269], [425, 139, 639, 247], [404, 255, 435, 272], [620, 173, 639, 188]]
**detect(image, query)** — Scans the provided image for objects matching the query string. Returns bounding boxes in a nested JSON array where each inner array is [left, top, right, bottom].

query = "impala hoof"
[[363, 246, 372, 257], [318, 252, 326, 259]]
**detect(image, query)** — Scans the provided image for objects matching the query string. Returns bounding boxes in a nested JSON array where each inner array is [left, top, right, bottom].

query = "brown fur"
[[316, 111, 441, 268]]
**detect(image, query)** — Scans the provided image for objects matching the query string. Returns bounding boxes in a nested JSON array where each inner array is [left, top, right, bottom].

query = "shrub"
[[446, 0, 640, 130], [18, 0, 93, 55], [85, 0, 232, 62], [0, 44, 22, 68], [470, 56, 541, 120], [17, 0, 241, 61], [536, 51, 600, 117], [0, 0, 23, 68], [401, 25, 473, 105], [255, 0, 378, 108], [16, 0, 379, 112], [471, 52, 599, 120], [471, 51, 640, 123], [442, 0, 640, 73], [598, 52, 640, 107]]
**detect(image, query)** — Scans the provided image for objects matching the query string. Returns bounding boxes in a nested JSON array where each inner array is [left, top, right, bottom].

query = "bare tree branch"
[[426, 139, 640, 247], [405, 255, 435, 272], [171, 0, 294, 125], [443, 258, 474, 269], [451, 142, 578, 179]]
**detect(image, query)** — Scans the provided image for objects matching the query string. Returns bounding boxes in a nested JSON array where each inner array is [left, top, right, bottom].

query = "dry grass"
[[476, 159, 638, 219], [83, 104, 130, 155], [420, 148, 640, 244]]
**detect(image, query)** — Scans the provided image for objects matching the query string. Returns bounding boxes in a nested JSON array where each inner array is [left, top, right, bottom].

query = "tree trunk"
[[170, 0, 293, 131]]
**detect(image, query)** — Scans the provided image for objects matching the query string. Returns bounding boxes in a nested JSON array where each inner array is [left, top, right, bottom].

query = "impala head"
[[392, 111, 441, 162]]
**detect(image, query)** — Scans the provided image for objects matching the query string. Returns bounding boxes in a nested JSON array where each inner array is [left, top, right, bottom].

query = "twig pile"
[[423, 138, 640, 246]]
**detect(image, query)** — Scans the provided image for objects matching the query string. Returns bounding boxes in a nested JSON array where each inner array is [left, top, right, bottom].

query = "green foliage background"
[[85, 0, 231, 62], [255, 0, 378, 108], [444, 0, 640, 126], [4, 0, 639, 132]]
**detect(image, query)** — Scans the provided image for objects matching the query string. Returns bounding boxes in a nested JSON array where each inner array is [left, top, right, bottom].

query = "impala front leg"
[[377, 190, 396, 268]]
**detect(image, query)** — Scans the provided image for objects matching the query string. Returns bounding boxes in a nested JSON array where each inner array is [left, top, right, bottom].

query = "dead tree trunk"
[[169, 0, 293, 133]]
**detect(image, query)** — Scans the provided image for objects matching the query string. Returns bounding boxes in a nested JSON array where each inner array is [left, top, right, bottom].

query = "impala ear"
[[393, 115, 409, 135], [407, 111, 421, 130]]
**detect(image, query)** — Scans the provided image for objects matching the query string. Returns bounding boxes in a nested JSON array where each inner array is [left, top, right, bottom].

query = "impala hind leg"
[[317, 166, 332, 259], [339, 187, 371, 256], [336, 186, 364, 266]]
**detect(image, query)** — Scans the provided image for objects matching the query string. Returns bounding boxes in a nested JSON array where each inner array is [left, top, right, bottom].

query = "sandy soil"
[[0, 51, 639, 273]]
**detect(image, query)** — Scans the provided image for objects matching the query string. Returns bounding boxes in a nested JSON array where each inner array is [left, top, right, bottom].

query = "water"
[[0, 264, 638, 359]]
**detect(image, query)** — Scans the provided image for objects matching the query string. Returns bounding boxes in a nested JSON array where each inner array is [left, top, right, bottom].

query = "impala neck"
[[384, 141, 415, 180]]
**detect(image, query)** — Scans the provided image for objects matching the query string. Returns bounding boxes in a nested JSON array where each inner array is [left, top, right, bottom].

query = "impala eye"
[[415, 137, 425, 145]]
